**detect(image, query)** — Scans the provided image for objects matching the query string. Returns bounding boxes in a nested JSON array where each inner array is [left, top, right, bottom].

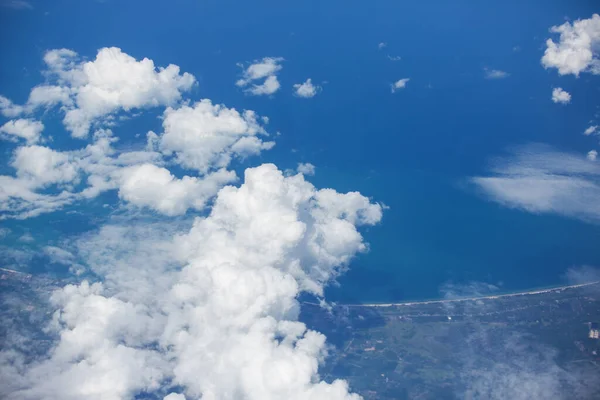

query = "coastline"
[[342, 280, 600, 308]]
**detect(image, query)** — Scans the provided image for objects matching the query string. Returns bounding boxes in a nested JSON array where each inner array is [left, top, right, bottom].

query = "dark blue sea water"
[[1, 0, 599, 303]]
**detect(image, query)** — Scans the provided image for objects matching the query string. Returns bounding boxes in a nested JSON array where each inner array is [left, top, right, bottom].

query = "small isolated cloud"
[[293, 79, 321, 98], [484, 68, 509, 79], [584, 125, 597, 136], [297, 162, 316, 176], [391, 78, 410, 93], [0, 0, 32, 9], [471, 144, 600, 223], [542, 14, 600, 76], [588, 150, 598, 161], [551, 87, 571, 104], [0, 119, 44, 144], [378, 42, 387, 50], [387, 55, 401, 61], [18, 233, 34, 243], [236, 57, 284, 96]]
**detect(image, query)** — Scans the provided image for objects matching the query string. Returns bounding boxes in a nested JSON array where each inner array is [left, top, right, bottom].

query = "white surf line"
[[344, 281, 600, 308]]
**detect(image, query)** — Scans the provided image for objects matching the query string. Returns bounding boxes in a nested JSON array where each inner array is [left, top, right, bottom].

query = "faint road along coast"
[[342, 281, 600, 308]]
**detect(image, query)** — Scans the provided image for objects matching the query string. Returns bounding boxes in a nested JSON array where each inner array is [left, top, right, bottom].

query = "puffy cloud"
[[0, 119, 44, 144], [12, 145, 78, 187], [236, 57, 283, 96], [484, 68, 509, 79], [0, 95, 25, 118], [391, 78, 410, 93], [3, 164, 382, 400], [584, 125, 597, 136], [386, 55, 401, 61], [377, 42, 387, 50], [159, 100, 274, 173], [0, 100, 275, 219], [541, 14, 600, 76], [471, 144, 600, 222], [293, 79, 321, 98], [118, 163, 236, 216], [62, 47, 196, 137], [588, 150, 598, 161], [27, 85, 72, 109], [297, 163, 316, 176], [0, 48, 196, 138], [551, 87, 571, 104]]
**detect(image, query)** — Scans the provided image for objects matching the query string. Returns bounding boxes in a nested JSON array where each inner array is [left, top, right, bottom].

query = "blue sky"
[[1, 0, 600, 399]]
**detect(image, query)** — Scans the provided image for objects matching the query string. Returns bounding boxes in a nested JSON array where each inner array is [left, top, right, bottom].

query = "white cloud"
[[0, 48, 196, 138], [587, 150, 598, 161], [551, 87, 571, 104], [12, 145, 78, 187], [378, 42, 387, 50], [27, 85, 72, 109], [297, 162, 316, 176], [3, 164, 381, 400], [0, 46, 387, 399], [159, 100, 274, 173], [118, 163, 236, 216], [484, 68, 509, 79], [584, 125, 597, 136], [391, 78, 410, 93], [0, 0, 32, 9], [0, 95, 25, 118], [236, 57, 283, 96], [0, 119, 44, 144], [471, 144, 600, 222], [293, 79, 321, 98], [387, 55, 401, 61], [542, 14, 600, 76]]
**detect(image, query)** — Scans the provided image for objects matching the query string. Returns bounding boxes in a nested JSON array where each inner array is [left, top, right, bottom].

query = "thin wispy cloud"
[[471, 144, 600, 223], [0, 0, 33, 9], [484, 68, 509, 79]]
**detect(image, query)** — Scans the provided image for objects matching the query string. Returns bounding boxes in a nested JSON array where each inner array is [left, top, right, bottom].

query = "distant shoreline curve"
[[340, 280, 600, 308]]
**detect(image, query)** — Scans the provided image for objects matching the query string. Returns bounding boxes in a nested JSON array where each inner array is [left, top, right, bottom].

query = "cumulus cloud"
[[0, 95, 25, 118], [551, 87, 571, 104], [0, 46, 386, 400], [118, 163, 236, 216], [386, 55, 401, 61], [587, 150, 598, 161], [0, 119, 44, 144], [391, 78, 409, 93], [158, 100, 274, 173], [293, 79, 321, 98], [484, 68, 509, 79], [471, 144, 600, 223], [0, 48, 196, 138], [12, 145, 78, 187], [236, 57, 284, 96], [542, 14, 600, 76], [297, 162, 316, 176], [0, 100, 274, 219], [1, 164, 382, 400], [377, 42, 387, 50]]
